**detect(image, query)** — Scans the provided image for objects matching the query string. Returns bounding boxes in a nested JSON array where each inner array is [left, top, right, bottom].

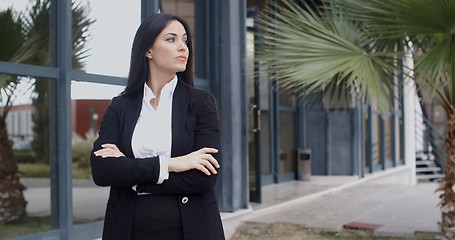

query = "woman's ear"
[[145, 48, 153, 59]]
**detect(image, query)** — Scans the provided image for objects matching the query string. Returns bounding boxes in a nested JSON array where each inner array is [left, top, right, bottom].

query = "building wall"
[[6, 100, 110, 149], [5, 104, 34, 149], [71, 99, 110, 138]]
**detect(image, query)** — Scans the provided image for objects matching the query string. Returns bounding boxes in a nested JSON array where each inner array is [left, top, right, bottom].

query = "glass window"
[[71, 81, 124, 100], [261, 111, 271, 175], [384, 115, 393, 167], [364, 112, 370, 171], [74, 0, 141, 77], [371, 114, 382, 171], [0, 1, 50, 67], [279, 87, 296, 108], [161, 0, 195, 32], [0, 75, 52, 237], [70, 80, 114, 224], [399, 117, 404, 164], [279, 111, 296, 173]]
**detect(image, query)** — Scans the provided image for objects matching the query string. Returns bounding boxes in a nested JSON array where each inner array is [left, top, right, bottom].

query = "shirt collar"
[[143, 75, 178, 103]]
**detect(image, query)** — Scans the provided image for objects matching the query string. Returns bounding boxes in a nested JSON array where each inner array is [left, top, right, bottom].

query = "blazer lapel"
[[171, 81, 189, 157]]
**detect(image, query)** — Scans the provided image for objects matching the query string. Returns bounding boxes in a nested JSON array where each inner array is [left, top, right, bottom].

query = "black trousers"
[[131, 194, 184, 240]]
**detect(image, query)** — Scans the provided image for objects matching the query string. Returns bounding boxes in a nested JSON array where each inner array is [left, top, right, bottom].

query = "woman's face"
[[146, 20, 189, 74]]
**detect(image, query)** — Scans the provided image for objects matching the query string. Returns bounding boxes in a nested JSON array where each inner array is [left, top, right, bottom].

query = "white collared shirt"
[[131, 75, 177, 184]]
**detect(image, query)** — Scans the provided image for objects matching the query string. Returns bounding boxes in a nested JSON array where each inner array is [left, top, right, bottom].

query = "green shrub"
[[18, 163, 50, 178], [72, 131, 96, 170], [13, 150, 37, 163], [72, 142, 92, 169], [17, 132, 97, 179]]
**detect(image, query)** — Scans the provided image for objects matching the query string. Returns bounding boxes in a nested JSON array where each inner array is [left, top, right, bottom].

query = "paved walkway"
[[21, 178, 109, 223], [16, 176, 441, 239], [240, 181, 440, 238]]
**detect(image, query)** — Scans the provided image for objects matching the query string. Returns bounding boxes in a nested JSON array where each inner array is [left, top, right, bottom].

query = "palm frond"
[[71, 1, 95, 70], [256, 0, 398, 111], [0, 8, 25, 61], [342, 0, 455, 112]]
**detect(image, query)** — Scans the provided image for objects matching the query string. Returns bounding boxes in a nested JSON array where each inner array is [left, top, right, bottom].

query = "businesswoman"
[[90, 13, 225, 240]]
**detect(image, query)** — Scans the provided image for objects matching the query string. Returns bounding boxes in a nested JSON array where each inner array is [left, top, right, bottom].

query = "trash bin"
[[297, 148, 311, 181]]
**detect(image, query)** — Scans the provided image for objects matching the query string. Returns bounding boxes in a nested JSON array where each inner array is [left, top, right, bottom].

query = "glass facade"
[[246, 0, 407, 201], [0, 75, 52, 238], [279, 110, 296, 174], [0, 1, 50, 67], [75, 0, 141, 77], [371, 114, 380, 170], [363, 104, 404, 174], [279, 87, 297, 178], [384, 114, 393, 168], [0, 0, 131, 238]]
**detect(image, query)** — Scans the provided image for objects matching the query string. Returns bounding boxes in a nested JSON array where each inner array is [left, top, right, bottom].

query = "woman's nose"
[[178, 41, 187, 51]]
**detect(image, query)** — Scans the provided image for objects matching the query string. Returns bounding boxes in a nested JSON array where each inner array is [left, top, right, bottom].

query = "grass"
[[231, 222, 439, 240], [18, 163, 92, 179], [18, 163, 51, 178], [0, 216, 51, 240]]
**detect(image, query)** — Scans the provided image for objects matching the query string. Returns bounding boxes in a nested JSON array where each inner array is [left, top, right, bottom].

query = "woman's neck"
[[147, 71, 175, 98]]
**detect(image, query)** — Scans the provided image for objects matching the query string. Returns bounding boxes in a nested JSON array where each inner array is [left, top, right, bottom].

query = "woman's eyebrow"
[[164, 32, 187, 37]]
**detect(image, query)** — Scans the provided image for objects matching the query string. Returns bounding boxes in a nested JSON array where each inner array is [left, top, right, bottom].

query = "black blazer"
[[90, 80, 225, 240]]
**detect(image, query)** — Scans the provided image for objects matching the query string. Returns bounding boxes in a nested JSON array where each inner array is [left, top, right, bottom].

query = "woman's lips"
[[176, 56, 187, 61]]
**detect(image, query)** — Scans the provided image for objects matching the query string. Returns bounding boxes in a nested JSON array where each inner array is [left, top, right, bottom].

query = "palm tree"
[[0, 0, 93, 223], [0, 7, 29, 224], [256, 0, 455, 238], [29, 1, 93, 164]]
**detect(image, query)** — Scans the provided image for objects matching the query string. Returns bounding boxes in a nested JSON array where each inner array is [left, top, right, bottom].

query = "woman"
[[90, 13, 225, 240]]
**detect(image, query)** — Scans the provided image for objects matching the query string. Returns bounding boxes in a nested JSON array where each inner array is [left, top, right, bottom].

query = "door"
[[247, 27, 262, 203]]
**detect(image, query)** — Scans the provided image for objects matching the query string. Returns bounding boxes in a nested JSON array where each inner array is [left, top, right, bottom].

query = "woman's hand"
[[169, 147, 220, 176], [94, 144, 125, 158]]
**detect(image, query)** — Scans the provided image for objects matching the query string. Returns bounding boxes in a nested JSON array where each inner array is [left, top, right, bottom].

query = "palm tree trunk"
[[440, 112, 455, 239], [0, 118, 27, 223]]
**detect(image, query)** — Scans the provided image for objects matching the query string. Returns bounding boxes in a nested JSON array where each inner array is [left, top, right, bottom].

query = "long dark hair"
[[122, 13, 193, 97]]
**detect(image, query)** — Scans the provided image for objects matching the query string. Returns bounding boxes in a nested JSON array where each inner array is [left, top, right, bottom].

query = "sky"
[[0, 0, 141, 103]]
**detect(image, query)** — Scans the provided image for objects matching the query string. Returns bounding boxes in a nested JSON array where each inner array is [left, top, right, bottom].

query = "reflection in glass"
[[161, 0, 195, 34], [261, 111, 271, 175], [384, 115, 393, 167], [399, 118, 404, 164], [0, 74, 51, 237], [0, 1, 50, 67], [70, 80, 113, 223], [372, 115, 382, 169], [279, 87, 296, 107], [279, 111, 296, 173], [76, 0, 140, 77]]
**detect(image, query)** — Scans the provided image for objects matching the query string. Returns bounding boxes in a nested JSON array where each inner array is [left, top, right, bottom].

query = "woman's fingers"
[[201, 154, 220, 168], [101, 143, 117, 149], [200, 159, 217, 174], [94, 149, 113, 157], [197, 148, 220, 168], [94, 149, 117, 158], [194, 163, 211, 176], [168, 147, 220, 174], [198, 147, 218, 154], [94, 144, 125, 158]]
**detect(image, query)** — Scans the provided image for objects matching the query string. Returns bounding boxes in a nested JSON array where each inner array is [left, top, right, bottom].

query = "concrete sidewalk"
[[225, 180, 441, 238]]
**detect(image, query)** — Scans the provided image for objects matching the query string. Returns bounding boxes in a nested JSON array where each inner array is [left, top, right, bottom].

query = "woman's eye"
[[166, 38, 175, 42], [183, 39, 188, 44]]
